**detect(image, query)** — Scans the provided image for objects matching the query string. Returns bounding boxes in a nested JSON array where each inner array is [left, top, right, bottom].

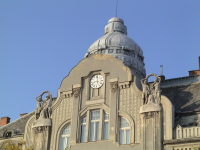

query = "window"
[[124, 50, 129, 55], [80, 116, 87, 143], [119, 117, 130, 144], [103, 112, 109, 140], [60, 124, 70, 150], [108, 49, 113, 53], [116, 49, 121, 53], [90, 110, 100, 141], [132, 52, 135, 57]]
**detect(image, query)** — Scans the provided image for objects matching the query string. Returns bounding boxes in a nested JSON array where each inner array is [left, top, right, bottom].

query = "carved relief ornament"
[[110, 81, 118, 92], [73, 87, 81, 98], [33, 126, 46, 134]]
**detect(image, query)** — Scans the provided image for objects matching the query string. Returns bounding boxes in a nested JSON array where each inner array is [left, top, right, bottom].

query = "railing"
[[176, 125, 200, 139], [174, 147, 192, 150]]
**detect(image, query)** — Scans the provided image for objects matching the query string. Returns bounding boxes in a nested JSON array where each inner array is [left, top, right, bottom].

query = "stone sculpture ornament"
[[33, 91, 52, 132], [35, 91, 52, 120], [141, 78, 150, 105], [140, 73, 162, 113]]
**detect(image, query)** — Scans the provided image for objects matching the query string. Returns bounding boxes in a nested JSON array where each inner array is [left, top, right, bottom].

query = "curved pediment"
[[60, 54, 133, 92]]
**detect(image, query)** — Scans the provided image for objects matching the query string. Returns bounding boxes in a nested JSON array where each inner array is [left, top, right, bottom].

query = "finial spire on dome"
[[116, 0, 118, 17]]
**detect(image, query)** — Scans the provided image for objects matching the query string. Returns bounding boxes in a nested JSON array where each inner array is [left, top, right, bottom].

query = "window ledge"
[[85, 99, 105, 105]]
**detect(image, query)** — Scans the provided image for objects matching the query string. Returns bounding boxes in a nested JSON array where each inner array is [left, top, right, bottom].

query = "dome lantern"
[[84, 17, 146, 77], [104, 17, 127, 35]]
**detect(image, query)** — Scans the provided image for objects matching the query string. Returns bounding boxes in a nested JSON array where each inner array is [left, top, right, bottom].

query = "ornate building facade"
[[0, 17, 200, 150]]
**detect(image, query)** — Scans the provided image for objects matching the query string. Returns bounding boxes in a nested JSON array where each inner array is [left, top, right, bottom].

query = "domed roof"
[[86, 17, 143, 57], [84, 17, 146, 77]]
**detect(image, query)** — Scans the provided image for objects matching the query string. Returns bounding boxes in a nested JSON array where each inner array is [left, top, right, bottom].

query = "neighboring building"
[[0, 17, 200, 150]]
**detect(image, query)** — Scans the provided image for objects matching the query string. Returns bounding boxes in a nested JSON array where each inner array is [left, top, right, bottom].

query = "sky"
[[0, 0, 199, 122]]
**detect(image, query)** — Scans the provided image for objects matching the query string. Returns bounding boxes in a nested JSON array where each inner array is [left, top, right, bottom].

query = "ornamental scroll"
[[140, 73, 162, 113]]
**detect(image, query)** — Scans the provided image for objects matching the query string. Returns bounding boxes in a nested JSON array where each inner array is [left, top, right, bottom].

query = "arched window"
[[119, 117, 130, 144], [60, 124, 70, 150], [80, 116, 87, 143], [103, 112, 109, 140], [89, 110, 100, 141]]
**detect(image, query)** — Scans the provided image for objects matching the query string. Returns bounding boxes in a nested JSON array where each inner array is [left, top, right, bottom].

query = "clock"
[[90, 75, 104, 88]]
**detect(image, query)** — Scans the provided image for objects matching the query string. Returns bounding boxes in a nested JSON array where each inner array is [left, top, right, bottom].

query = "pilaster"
[[109, 79, 118, 141], [70, 85, 81, 145]]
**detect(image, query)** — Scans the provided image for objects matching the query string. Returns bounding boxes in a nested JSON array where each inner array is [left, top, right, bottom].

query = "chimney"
[[0, 117, 11, 126], [188, 57, 200, 76], [20, 113, 28, 117], [160, 65, 163, 76], [159, 65, 165, 81]]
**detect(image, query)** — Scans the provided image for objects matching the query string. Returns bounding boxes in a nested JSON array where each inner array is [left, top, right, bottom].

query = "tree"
[[1, 140, 33, 150]]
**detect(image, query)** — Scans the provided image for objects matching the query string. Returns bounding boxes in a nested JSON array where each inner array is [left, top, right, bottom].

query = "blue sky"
[[0, 0, 199, 122]]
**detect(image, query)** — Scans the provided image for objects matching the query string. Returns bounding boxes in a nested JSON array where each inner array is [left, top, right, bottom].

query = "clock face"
[[90, 75, 104, 88]]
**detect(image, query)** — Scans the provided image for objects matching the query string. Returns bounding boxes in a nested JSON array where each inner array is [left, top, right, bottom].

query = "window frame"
[[119, 117, 130, 145], [103, 111, 109, 140], [89, 109, 100, 141], [59, 124, 71, 150], [79, 108, 110, 143], [80, 115, 87, 143]]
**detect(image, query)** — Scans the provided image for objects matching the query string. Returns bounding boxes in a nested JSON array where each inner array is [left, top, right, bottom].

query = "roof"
[[0, 111, 34, 138], [161, 82, 200, 112], [0, 97, 57, 138]]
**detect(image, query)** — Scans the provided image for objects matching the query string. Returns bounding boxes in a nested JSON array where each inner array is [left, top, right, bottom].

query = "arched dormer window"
[[4, 131, 12, 138], [119, 117, 130, 144], [59, 124, 71, 150]]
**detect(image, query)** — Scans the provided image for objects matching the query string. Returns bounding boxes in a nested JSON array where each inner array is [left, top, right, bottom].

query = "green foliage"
[[192, 146, 200, 150], [2, 140, 33, 150]]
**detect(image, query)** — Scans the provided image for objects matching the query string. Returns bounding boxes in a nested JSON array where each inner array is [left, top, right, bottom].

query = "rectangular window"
[[108, 49, 113, 53], [124, 50, 129, 55], [126, 130, 130, 144], [81, 116, 86, 143], [120, 130, 124, 144], [90, 110, 100, 141], [103, 112, 109, 140], [116, 49, 121, 53]]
